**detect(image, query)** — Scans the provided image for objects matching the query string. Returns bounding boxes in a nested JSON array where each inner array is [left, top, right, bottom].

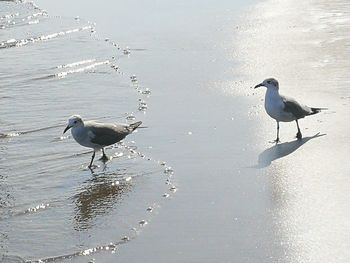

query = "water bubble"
[[138, 101, 148, 111], [126, 114, 136, 121], [123, 47, 131, 55], [139, 220, 148, 226], [7, 132, 20, 137], [26, 203, 49, 213], [106, 242, 117, 252], [141, 88, 151, 95], [125, 177, 132, 182], [82, 248, 93, 256], [162, 193, 170, 198], [170, 186, 177, 192], [111, 181, 120, 186], [6, 38, 16, 44], [121, 236, 130, 241], [164, 166, 174, 175], [111, 64, 119, 70], [188, 131, 192, 135], [146, 206, 153, 212]]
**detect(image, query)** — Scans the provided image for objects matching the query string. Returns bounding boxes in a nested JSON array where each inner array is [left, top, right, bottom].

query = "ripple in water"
[[0, 25, 93, 49], [0, 255, 25, 263], [0, 1, 176, 262]]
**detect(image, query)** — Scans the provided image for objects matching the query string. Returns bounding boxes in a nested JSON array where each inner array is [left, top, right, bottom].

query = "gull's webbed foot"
[[100, 154, 109, 162], [296, 131, 302, 140], [100, 148, 109, 162], [269, 138, 280, 144]]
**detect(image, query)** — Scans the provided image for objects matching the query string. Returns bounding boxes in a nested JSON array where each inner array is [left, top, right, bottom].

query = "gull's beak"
[[63, 125, 71, 134], [254, 83, 264, 89]]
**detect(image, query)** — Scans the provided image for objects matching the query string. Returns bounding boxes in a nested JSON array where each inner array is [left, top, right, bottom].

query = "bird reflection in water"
[[73, 169, 133, 231]]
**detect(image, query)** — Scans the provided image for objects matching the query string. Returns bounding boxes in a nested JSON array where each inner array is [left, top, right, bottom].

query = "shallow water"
[[0, 1, 176, 262], [1, 0, 350, 262]]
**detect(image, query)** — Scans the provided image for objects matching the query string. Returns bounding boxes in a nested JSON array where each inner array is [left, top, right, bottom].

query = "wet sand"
[[1, 0, 349, 262]]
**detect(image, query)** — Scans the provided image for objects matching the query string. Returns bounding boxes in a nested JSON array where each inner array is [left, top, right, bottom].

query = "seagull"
[[63, 115, 142, 168], [254, 78, 326, 143]]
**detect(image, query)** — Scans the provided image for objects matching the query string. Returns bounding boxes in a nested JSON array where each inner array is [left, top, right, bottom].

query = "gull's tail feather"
[[129, 121, 142, 131], [309, 107, 327, 115]]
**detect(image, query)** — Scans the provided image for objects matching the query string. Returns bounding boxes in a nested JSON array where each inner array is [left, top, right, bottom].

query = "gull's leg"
[[89, 151, 96, 168], [100, 148, 108, 161], [275, 121, 280, 143], [296, 120, 302, 139], [270, 121, 280, 143]]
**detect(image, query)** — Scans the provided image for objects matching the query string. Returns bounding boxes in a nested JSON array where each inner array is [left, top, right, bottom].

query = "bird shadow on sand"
[[252, 132, 326, 169]]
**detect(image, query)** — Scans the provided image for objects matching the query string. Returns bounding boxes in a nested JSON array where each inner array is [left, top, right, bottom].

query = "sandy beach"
[[0, 0, 349, 262]]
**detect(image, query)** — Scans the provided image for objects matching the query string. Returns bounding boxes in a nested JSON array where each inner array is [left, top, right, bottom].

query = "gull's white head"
[[63, 115, 84, 133], [254, 78, 279, 91]]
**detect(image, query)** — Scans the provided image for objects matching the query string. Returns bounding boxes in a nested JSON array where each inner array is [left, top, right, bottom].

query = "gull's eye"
[[267, 80, 271, 84], [74, 120, 77, 124]]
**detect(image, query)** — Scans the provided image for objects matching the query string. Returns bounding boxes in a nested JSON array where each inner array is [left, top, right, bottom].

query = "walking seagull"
[[63, 115, 142, 168], [254, 78, 326, 142]]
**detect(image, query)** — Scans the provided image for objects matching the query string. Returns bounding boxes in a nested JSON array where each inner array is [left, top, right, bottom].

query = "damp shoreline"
[[1, 0, 350, 262]]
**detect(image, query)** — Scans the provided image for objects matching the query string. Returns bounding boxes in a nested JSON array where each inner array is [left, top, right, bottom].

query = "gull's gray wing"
[[86, 122, 130, 146], [281, 95, 312, 119]]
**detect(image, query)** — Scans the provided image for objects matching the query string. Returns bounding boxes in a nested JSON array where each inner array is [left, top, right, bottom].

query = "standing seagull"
[[63, 115, 142, 168], [254, 78, 326, 142]]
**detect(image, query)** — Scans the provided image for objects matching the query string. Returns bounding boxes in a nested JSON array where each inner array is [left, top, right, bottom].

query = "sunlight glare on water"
[[0, 1, 176, 262], [231, 0, 350, 262]]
